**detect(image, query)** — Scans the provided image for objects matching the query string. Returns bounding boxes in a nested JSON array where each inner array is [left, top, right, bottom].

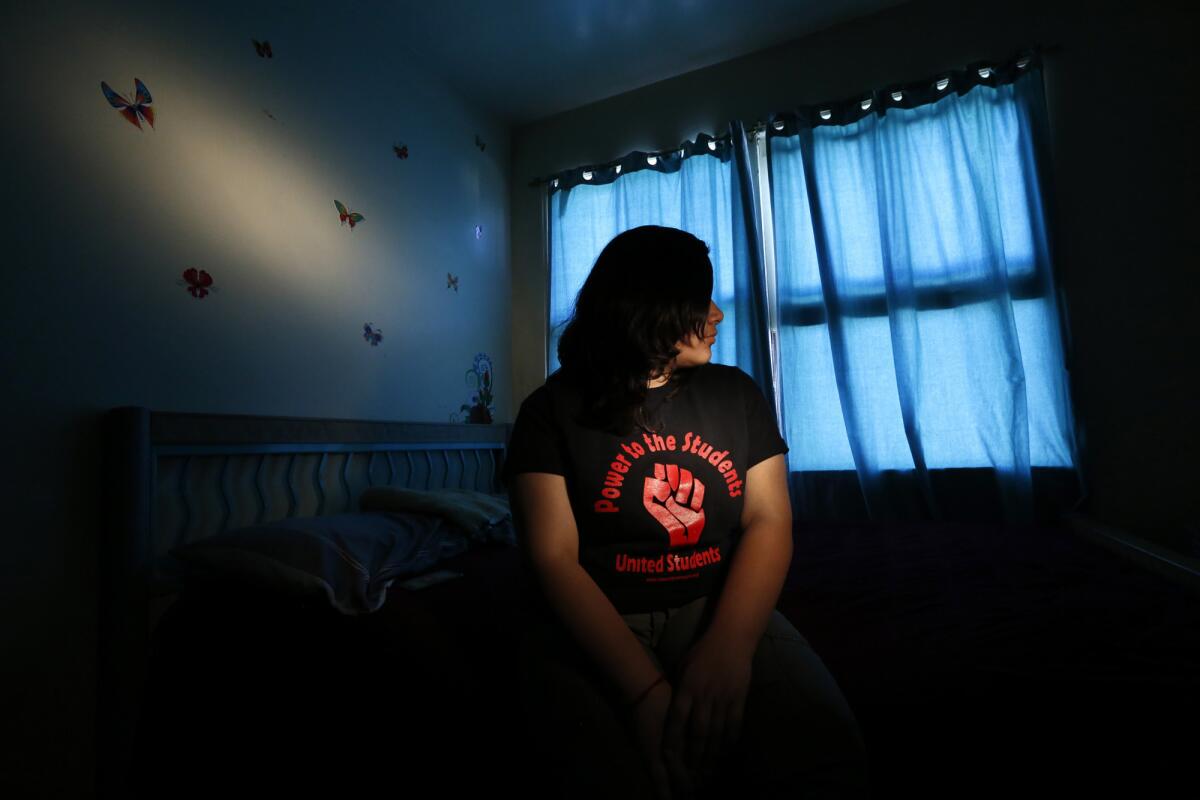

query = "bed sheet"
[[134, 541, 537, 795]]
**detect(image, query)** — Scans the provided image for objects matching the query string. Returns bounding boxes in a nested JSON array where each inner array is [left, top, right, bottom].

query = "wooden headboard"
[[99, 406, 510, 797]]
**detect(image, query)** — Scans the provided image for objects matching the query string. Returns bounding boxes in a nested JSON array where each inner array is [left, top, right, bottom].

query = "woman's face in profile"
[[672, 300, 725, 369]]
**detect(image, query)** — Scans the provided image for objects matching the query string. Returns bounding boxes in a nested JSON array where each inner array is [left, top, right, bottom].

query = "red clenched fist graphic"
[[643, 463, 706, 547]]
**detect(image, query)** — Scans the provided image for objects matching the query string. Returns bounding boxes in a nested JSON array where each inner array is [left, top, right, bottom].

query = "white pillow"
[[171, 512, 467, 614]]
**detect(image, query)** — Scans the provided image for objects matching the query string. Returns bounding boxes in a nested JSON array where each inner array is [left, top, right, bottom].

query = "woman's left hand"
[[661, 629, 753, 782]]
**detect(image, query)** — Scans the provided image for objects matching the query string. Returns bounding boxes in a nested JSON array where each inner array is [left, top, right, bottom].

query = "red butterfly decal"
[[334, 200, 364, 230], [182, 268, 214, 298]]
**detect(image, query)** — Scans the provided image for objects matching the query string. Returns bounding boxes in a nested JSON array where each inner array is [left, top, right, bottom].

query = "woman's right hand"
[[628, 680, 706, 800], [629, 680, 678, 800]]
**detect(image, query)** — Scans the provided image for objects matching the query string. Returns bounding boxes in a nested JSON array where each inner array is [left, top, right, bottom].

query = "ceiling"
[[384, 0, 912, 125]]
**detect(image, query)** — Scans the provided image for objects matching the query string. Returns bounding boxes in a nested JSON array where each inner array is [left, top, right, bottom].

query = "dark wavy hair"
[[557, 225, 714, 435]]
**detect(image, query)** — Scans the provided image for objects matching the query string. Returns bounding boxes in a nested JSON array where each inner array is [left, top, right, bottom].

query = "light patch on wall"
[[63, 77, 409, 299], [10, 0, 507, 426], [153, 110, 384, 285], [29, 16, 414, 306]]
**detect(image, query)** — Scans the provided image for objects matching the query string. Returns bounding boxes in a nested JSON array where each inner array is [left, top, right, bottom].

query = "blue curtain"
[[768, 68, 1080, 521], [550, 147, 764, 382]]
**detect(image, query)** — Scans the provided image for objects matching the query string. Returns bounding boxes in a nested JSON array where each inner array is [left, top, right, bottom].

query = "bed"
[[99, 406, 1200, 799], [99, 406, 538, 797]]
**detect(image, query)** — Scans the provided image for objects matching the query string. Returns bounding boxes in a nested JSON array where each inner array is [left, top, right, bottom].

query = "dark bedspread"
[[135, 522, 1199, 798], [780, 522, 1200, 799]]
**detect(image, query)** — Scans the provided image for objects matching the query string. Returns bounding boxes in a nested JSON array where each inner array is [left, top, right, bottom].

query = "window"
[[546, 66, 1076, 474], [767, 81, 1075, 470]]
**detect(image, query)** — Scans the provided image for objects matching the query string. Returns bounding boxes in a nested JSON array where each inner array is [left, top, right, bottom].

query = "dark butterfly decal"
[[447, 273, 459, 292], [393, 143, 409, 159], [334, 200, 364, 230], [474, 134, 486, 152], [101, 79, 155, 130], [362, 323, 383, 346], [181, 268, 214, 298], [262, 108, 277, 121], [252, 39, 273, 58]]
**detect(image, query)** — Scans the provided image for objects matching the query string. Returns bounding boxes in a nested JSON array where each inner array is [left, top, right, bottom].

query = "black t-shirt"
[[502, 363, 788, 613]]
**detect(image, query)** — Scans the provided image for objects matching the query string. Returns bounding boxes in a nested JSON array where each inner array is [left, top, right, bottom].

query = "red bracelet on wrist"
[[626, 673, 667, 709]]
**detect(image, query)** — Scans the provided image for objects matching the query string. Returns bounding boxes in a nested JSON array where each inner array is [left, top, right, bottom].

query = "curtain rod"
[[530, 44, 1059, 190]]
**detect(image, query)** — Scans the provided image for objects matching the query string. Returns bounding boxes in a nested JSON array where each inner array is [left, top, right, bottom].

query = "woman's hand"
[[628, 680, 677, 800], [629, 675, 725, 800], [662, 630, 753, 786]]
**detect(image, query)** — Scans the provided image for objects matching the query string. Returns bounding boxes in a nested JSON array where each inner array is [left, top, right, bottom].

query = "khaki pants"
[[518, 594, 870, 799]]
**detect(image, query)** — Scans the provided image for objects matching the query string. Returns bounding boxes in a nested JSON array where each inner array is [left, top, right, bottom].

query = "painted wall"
[[510, 0, 1198, 554], [1, 1, 509, 795]]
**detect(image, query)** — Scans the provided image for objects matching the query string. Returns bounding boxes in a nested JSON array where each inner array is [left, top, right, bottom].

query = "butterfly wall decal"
[[474, 134, 486, 152], [262, 108, 277, 121], [474, 225, 483, 240], [334, 200, 364, 230], [362, 323, 383, 346], [447, 273, 459, 292], [393, 143, 409, 159], [252, 39, 273, 58], [101, 79, 155, 130], [180, 268, 214, 298]]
